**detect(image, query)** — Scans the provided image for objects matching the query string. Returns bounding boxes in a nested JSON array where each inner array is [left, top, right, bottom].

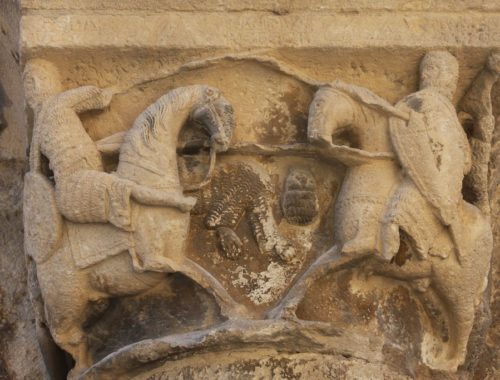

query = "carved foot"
[[273, 239, 296, 263], [68, 366, 85, 380], [361, 259, 432, 282], [217, 227, 243, 260], [176, 196, 198, 213], [68, 359, 92, 380], [135, 256, 177, 273]]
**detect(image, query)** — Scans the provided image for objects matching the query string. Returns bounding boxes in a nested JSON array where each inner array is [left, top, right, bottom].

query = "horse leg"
[[341, 204, 383, 257], [37, 249, 95, 377], [430, 206, 492, 371], [44, 291, 93, 378]]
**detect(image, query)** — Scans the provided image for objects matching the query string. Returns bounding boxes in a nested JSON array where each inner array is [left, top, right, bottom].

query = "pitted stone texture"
[[1, 1, 499, 379], [20, 13, 500, 52], [135, 352, 411, 380], [19, 1, 500, 12]]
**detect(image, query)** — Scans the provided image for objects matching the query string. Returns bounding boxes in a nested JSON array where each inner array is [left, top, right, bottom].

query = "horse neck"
[[117, 87, 202, 190], [353, 103, 393, 152]]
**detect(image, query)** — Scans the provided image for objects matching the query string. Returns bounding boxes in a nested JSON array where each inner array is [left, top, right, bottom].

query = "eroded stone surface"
[[0, 2, 499, 379], [136, 352, 410, 380]]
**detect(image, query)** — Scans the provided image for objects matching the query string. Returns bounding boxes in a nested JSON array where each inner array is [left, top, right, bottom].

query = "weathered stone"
[[0, 1, 499, 379]]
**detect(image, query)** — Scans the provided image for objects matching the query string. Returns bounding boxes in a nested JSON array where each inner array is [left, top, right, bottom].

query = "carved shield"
[[24, 171, 63, 263], [389, 92, 468, 226]]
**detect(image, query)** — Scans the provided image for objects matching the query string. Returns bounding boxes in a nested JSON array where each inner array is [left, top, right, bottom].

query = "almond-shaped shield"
[[389, 94, 467, 226], [24, 171, 63, 263]]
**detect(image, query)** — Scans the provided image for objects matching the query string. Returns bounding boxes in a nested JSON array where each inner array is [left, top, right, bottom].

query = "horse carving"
[[23, 60, 240, 377], [271, 52, 496, 372]]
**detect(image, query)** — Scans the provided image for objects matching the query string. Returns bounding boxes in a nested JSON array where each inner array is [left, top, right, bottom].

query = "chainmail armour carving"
[[35, 86, 133, 230], [205, 162, 295, 262]]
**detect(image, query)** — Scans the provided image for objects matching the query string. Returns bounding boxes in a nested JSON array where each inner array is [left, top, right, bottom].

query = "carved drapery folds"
[[22, 51, 498, 379]]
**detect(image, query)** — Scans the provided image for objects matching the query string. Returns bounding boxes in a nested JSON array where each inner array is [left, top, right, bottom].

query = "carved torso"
[[37, 88, 105, 181]]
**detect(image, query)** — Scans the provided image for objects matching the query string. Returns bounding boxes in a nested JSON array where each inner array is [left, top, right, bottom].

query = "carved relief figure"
[[281, 168, 319, 226], [203, 161, 296, 262], [272, 51, 497, 371], [382, 51, 472, 262], [19, 52, 498, 378], [23, 60, 239, 377], [375, 51, 495, 370]]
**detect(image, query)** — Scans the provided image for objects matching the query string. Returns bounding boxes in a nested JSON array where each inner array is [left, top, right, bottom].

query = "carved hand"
[[217, 227, 243, 260], [176, 196, 198, 212], [129, 183, 197, 212]]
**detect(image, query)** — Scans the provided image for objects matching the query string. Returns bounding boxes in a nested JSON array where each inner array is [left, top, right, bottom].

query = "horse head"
[[308, 86, 361, 148], [190, 86, 235, 153], [308, 84, 394, 154], [118, 85, 235, 190]]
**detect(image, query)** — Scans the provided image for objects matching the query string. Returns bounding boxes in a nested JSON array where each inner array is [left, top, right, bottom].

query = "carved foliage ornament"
[[22, 51, 499, 378]]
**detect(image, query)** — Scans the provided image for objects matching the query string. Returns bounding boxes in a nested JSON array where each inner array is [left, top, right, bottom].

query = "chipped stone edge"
[[80, 319, 384, 380]]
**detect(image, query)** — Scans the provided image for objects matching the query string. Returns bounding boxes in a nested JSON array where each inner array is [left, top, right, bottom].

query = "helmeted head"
[[419, 51, 459, 100], [191, 86, 235, 153], [23, 59, 63, 112]]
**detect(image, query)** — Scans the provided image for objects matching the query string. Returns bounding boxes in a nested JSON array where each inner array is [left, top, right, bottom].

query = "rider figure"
[[380, 51, 472, 261], [24, 59, 195, 271]]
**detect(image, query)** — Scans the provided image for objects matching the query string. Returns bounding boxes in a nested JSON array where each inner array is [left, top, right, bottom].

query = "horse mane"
[[131, 86, 200, 147]]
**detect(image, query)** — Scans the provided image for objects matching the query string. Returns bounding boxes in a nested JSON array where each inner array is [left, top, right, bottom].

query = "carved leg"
[[248, 206, 295, 263], [36, 245, 94, 376], [267, 247, 371, 320], [45, 298, 92, 378], [380, 179, 437, 260], [64, 328, 92, 380], [459, 51, 500, 216]]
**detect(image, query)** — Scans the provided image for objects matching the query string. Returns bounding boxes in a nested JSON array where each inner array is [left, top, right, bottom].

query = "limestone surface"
[[0, 2, 499, 379]]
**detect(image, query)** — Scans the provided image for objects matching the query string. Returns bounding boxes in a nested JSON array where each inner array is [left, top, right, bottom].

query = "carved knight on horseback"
[[23, 59, 240, 377], [271, 51, 498, 371]]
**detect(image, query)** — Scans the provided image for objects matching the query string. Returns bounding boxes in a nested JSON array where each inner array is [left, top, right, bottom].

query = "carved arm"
[[96, 131, 126, 154], [55, 85, 114, 114]]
